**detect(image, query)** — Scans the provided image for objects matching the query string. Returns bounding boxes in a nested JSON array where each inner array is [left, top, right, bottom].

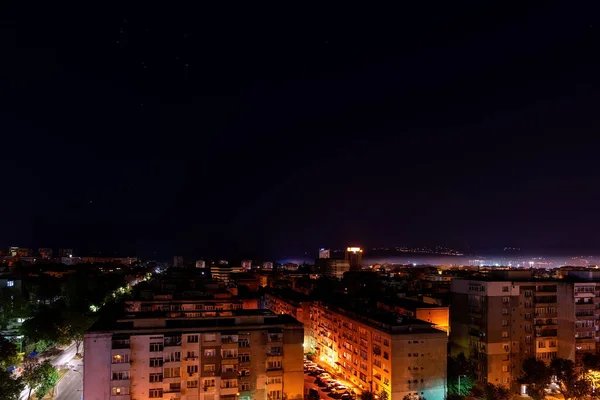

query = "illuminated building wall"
[[210, 262, 241, 282], [451, 277, 559, 387], [84, 311, 304, 400], [318, 248, 330, 259], [264, 290, 312, 349], [38, 248, 53, 259], [377, 298, 450, 336], [345, 247, 363, 270], [309, 301, 447, 400]]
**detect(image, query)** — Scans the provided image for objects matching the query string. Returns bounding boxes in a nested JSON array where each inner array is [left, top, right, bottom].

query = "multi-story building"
[[557, 270, 600, 364], [58, 248, 74, 257], [345, 247, 363, 271], [38, 248, 53, 259], [452, 269, 600, 388], [241, 260, 252, 271], [196, 260, 206, 269], [318, 248, 330, 259], [210, 261, 241, 282], [263, 289, 311, 348], [316, 259, 350, 279], [124, 296, 259, 314], [450, 271, 559, 387], [377, 297, 450, 335], [174, 256, 184, 268], [84, 310, 304, 400], [308, 299, 447, 400]]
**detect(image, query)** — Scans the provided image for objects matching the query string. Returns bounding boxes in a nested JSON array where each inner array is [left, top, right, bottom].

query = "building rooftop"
[[264, 287, 311, 305], [385, 296, 444, 310], [317, 295, 444, 335], [88, 309, 301, 333]]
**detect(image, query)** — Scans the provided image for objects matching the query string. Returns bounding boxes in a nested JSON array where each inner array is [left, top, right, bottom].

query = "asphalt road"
[[54, 359, 83, 400], [19, 343, 79, 400]]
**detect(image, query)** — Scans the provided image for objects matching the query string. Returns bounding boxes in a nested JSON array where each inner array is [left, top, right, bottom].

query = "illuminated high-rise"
[[318, 248, 330, 259], [345, 246, 363, 270]]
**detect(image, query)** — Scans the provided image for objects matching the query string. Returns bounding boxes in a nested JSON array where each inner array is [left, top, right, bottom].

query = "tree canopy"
[[550, 358, 590, 400], [22, 359, 58, 400], [0, 371, 24, 400], [519, 357, 552, 400], [447, 353, 476, 397], [0, 336, 21, 371]]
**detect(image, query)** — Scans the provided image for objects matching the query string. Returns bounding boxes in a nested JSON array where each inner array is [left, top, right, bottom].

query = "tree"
[[482, 383, 511, 400], [62, 311, 96, 355], [360, 392, 376, 400], [22, 358, 43, 400], [447, 353, 476, 397], [34, 361, 59, 400], [519, 357, 552, 400], [583, 353, 600, 370], [0, 336, 21, 371], [379, 390, 390, 400], [550, 358, 590, 400], [0, 371, 24, 400], [22, 359, 58, 400]]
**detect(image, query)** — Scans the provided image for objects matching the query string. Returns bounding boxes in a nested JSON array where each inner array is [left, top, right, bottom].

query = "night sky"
[[2, 2, 600, 259]]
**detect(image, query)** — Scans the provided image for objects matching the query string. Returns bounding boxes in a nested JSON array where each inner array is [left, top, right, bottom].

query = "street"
[[19, 343, 80, 400], [54, 359, 83, 400]]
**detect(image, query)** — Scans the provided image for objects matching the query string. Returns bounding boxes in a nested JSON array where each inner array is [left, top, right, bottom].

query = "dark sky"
[[2, 2, 600, 259]]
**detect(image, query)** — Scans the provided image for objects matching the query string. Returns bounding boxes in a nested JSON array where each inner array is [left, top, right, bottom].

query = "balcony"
[[268, 334, 283, 343], [221, 336, 238, 344], [111, 362, 131, 372], [222, 370, 238, 379], [536, 286, 557, 293], [536, 330, 558, 338], [164, 337, 182, 347], [164, 376, 182, 384], [111, 340, 130, 349], [534, 312, 557, 318], [111, 379, 130, 387], [535, 296, 557, 304], [534, 319, 557, 326], [110, 396, 130, 400], [220, 386, 239, 396], [469, 307, 482, 316]]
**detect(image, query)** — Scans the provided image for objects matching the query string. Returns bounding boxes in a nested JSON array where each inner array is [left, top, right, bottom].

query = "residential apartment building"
[[124, 297, 259, 314], [377, 297, 450, 335], [263, 289, 311, 347], [84, 310, 304, 400], [450, 272, 559, 387], [308, 299, 447, 400], [210, 261, 242, 282]]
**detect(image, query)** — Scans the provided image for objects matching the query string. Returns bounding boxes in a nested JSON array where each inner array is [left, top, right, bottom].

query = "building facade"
[[210, 261, 241, 282], [308, 301, 447, 400], [84, 311, 304, 400], [263, 290, 311, 348]]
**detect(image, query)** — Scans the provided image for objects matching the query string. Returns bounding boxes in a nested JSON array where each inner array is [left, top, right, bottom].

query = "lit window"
[[6, 281, 14, 287]]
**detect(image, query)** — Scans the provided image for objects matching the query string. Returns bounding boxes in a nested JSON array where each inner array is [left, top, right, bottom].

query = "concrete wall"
[[390, 332, 447, 400], [83, 332, 113, 400]]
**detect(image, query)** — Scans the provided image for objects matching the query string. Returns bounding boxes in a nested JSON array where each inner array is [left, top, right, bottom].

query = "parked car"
[[308, 388, 320, 400], [332, 384, 348, 393]]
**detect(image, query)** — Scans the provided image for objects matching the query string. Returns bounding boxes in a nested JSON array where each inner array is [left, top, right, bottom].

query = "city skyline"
[[3, 4, 600, 259]]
